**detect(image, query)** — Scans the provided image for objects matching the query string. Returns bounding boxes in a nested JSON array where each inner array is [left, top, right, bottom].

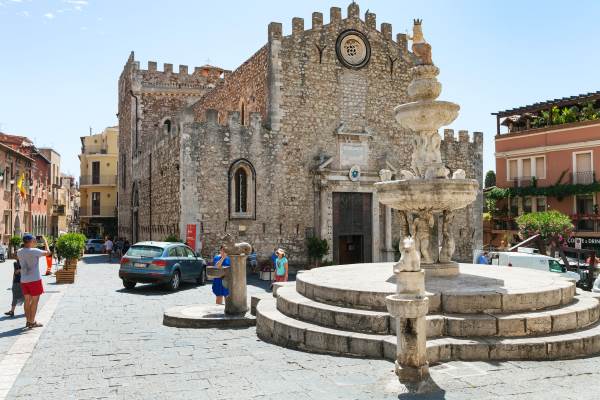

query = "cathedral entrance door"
[[332, 192, 372, 265]]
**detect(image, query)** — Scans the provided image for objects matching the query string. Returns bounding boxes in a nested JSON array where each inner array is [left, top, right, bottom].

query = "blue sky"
[[1, 0, 599, 176]]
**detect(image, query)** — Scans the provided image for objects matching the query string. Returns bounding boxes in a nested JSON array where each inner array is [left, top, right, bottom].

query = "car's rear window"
[[92, 240, 104, 244], [126, 246, 164, 258]]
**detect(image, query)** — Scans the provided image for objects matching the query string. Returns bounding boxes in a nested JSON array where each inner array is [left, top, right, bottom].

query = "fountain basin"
[[375, 179, 478, 213], [394, 100, 460, 131], [386, 295, 428, 318]]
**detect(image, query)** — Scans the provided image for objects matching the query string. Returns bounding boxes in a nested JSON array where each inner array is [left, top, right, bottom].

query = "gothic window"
[[163, 119, 172, 134], [240, 103, 245, 126], [229, 159, 255, 219]]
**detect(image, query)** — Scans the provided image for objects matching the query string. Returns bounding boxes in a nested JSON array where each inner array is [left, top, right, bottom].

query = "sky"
[[1, 0, 599, 177]]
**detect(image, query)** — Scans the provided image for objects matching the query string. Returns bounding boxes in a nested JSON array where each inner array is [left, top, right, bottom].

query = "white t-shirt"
[[17, 247, 45, 283], [105, 240, 113, 251]]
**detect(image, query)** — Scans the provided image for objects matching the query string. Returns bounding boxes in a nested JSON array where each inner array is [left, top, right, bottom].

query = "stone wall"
[[192, 46, 269, 125], [118, 52, 218, 241]]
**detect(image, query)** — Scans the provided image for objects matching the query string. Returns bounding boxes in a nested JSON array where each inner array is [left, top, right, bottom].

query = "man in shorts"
[[17, 234, 50, 329]]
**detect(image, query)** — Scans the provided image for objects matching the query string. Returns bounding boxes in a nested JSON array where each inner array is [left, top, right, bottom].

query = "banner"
[[186, 224, 197, 251]]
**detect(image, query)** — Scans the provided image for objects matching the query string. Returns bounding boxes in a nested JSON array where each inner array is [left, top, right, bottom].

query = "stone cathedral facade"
[[117, 3, 483, 265]]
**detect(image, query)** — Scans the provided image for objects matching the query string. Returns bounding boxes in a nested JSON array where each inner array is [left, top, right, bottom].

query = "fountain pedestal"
[[375, 19, 478, 390]]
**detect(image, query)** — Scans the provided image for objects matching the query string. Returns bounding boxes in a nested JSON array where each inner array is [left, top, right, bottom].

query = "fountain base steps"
[[255, 263, 600, 361], [256, 297, 600, 362], [275, 286, 600, 337]]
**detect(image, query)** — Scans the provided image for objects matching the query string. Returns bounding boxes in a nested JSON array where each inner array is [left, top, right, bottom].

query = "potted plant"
[[55, 233, 86, 283], [306, 237, 329, 268]]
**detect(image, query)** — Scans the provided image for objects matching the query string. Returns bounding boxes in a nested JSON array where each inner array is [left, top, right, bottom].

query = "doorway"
[[332, 192, 372, 264]]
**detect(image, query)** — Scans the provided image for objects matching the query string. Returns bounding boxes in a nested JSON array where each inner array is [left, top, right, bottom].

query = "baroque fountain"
[[254, 18, 600, 394]]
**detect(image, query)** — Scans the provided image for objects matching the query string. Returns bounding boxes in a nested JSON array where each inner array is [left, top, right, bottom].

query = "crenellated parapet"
[[266, 2, 411, 52]]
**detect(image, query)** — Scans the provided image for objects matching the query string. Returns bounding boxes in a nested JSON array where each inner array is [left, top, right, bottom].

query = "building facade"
[[79, 126, 118, 238], [118, 3, 483, 265], [490, 91, 600, 251], [0, 133, 53, 241]]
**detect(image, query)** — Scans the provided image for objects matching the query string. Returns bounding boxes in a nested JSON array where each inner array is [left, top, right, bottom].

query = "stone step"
[[256, 296, 600, 361], [296, 264, 576, 314], [275, 286, 600, 337]]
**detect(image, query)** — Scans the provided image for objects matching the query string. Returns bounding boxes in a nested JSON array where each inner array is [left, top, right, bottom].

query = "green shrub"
[[56, 233, 86, 260], [164, 234, 182, 243], [306, 237, 329, 267]]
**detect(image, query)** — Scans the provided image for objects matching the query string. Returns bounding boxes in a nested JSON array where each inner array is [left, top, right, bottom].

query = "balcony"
[[79, 206, 117, 218], [571, 171, 595, 185], [53, 204, 65, 216], [512, 176, 533, 188], [82, 143, 108, 155], [79, 175, 117, 186]]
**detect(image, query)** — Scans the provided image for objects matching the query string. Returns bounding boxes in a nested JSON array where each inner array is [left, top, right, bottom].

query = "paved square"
[[3, 256, 600, 399]]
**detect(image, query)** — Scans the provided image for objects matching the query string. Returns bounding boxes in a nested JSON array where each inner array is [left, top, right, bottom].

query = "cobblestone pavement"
[[5, 255, 600, 399]]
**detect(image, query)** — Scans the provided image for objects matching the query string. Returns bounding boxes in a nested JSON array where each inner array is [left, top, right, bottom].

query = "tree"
[[484, 170, 496, 188], [516, 210, 573, 263]]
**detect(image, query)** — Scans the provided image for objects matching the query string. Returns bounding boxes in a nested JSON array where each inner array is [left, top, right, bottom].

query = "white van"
[[488, 251, 580, 281]]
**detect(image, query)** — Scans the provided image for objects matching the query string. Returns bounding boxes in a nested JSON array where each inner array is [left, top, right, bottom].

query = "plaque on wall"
[[340, 142, 368, 167]]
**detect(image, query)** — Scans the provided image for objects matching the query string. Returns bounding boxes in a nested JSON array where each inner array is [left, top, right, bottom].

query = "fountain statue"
[[375, 19, 478, 390]]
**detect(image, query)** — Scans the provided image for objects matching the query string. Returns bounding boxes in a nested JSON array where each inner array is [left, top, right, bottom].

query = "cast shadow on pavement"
[[0, 325, 27, 338], [115, 282, 200, 296]]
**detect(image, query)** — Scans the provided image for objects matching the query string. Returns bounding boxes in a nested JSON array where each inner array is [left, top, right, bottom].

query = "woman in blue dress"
[[212, 245, 230, 305]]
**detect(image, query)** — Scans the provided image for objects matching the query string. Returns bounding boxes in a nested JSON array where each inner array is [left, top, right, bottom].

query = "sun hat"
[[276, 248, 285, 256]]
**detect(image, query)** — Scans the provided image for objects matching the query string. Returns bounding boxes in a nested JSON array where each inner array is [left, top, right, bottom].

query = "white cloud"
[[44, 12, 54, 19], [9, 0, 23, 3], [64, 0, 88, 5]]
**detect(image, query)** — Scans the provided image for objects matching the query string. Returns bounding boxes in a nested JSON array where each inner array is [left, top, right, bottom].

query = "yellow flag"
[[17, 173, 26, 197]]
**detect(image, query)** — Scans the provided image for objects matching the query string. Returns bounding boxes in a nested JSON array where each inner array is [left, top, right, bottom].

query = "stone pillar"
[[225, 254, 248, 316], [386, 238, 430, 386], [319, 182, 329, 240]]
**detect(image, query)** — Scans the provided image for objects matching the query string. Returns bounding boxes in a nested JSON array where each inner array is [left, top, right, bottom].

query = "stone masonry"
[[117, 3, 483, 265]]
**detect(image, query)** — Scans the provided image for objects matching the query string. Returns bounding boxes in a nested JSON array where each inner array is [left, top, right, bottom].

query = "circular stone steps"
[[296, 263, 576, 313], [275, 285, 600, 338], [256, 296, 600, 362]]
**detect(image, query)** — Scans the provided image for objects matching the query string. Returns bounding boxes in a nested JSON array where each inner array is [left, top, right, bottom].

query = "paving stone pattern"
[[6, 255, 600, 399]]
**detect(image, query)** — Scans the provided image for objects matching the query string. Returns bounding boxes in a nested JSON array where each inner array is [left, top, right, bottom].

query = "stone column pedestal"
[[386, 263, 430, 385], [225, 254, 249, 316]]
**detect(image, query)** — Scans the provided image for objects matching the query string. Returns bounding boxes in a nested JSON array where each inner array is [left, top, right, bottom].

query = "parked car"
[[85, 239, 106, 254], [488, 251, 580, 282], [118, 241, 207, 291], [0, 244, 6, 262]]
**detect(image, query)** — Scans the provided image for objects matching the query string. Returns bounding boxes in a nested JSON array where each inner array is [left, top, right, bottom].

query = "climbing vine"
[[487, 181, 600, 201]]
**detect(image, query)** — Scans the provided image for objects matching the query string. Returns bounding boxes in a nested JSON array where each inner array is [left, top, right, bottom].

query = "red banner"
[[186, 224, 197, 251]]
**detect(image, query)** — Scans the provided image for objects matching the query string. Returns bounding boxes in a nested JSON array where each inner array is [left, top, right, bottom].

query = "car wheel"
[[168, 270, 181, 291], [122, 280, 136, 289], [196, 268, 207, 286]]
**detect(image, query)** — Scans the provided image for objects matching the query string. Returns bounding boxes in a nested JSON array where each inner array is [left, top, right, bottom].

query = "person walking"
[[17, 234, 50, 329], [212, 245, 230, 305], [274, 248, 289, 284], [105, 237, 114, 261], [122, 240, 130, 255], [4, 260, 24, 317]]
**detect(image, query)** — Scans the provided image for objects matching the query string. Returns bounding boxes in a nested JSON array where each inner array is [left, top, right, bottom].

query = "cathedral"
[[117, 3, 482, 265]]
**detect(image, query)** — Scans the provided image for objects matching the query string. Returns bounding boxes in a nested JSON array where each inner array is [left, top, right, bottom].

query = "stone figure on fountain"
[[439, 210, 455, 263], [410, 211, 434, 264]]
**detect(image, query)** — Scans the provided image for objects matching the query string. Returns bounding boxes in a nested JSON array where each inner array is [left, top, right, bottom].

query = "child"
[[4, 260, 24, 317], [212, 245, 230, 305]]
